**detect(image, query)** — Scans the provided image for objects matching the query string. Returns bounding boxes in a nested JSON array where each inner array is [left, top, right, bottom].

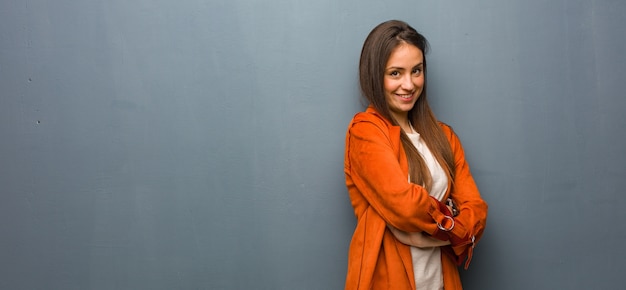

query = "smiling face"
[[383, 42, 424, 123]]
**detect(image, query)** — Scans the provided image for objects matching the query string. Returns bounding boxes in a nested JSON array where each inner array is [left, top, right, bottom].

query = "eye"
[[412, 68, 422, 75], [389, 71, 400, 77]]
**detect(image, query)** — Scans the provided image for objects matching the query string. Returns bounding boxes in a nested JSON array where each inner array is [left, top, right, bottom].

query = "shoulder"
[[352, 112, 387, 126], [348, 108, 393, 132], [348, 113, 389, 142], [346, 109, 401, 148], [437, 121, 462, 146], [437, 121, 454, 138]]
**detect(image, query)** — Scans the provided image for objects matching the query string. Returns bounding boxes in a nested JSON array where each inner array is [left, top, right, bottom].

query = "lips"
[[396, 92, 414, 100]]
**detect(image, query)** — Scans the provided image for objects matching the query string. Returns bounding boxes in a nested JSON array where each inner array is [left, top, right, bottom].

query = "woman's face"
[[383, 43, 424, 121]]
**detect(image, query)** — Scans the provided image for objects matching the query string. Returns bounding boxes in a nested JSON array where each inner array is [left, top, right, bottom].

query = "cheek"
[[383, 79, 390, 92], [414, 76, 425, 87], [384, 78, 398, 93]]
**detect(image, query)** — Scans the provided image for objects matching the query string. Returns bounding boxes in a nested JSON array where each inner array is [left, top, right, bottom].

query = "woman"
[[344, 20, 488, 289]]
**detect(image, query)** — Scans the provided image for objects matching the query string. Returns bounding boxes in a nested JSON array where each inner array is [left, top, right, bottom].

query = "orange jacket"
[[344, 107, 488, 290]]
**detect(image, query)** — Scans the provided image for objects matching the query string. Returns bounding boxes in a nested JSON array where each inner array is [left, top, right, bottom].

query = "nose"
[[401, 74, 414, 91]]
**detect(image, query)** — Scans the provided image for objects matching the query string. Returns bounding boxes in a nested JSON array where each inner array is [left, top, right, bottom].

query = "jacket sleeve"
[[441, 124, 488, 267], [345, 115, 450, 235]]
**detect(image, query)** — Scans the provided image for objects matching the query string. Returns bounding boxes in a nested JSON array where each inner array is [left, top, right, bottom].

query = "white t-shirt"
[[407, 132, 448, 290]]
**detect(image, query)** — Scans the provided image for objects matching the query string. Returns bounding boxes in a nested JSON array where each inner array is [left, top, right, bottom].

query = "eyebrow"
[[386, 63, 424, 70]]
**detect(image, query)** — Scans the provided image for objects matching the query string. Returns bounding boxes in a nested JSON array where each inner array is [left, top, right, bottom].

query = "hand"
[[388, 226, 451, 248], [446, 198, 459, 217], [446, 204, 455, 215]]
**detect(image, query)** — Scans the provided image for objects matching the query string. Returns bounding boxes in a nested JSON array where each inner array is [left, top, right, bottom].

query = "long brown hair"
[[359, 20, 455, 190]]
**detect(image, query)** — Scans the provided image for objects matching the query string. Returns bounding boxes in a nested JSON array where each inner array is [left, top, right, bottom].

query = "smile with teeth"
[[396, 92, 414, 99]]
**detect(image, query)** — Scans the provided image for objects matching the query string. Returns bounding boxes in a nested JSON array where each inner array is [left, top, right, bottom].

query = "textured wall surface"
[[1, 1, 625, 289]]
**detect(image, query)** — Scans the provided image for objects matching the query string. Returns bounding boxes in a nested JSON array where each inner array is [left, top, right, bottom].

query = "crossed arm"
[[388, 202, 455, 247], [388, 226, 452, 248]]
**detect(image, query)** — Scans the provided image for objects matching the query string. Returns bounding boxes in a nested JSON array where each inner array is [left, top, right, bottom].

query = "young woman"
[[344, 20, 488, 289]]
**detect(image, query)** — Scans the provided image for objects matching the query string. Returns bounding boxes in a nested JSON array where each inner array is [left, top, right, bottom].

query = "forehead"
[[386, 43, 424, 67]]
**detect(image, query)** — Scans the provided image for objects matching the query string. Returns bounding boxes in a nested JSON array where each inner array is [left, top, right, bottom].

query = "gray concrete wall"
[[1, 0, 625, 289]]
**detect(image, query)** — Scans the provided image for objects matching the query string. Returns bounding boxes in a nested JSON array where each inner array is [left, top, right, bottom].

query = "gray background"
[[1, 0, 625, 289]]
